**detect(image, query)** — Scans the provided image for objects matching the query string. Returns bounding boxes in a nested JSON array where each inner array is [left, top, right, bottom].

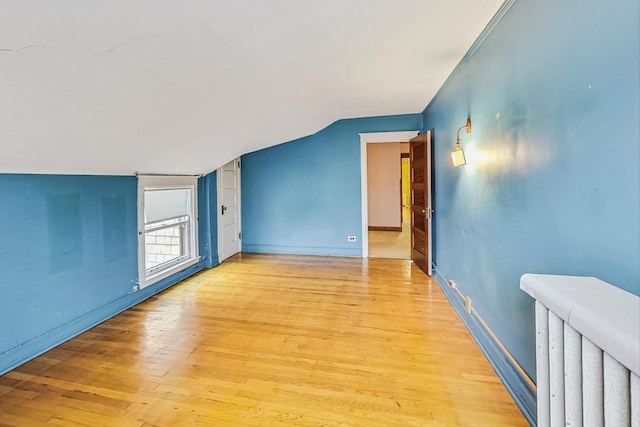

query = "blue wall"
[[241, 114, 422, 256], [423, 0, 640, 380], [0, 172, 218, 374], [199, 172, 219, 267]]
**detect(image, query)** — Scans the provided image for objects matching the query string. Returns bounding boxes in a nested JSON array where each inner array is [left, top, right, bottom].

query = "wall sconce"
[[451, 117, 471, 167]]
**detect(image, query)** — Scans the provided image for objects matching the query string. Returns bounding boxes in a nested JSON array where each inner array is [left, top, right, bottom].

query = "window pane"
[[145, 223, 186, 271], [144, 188, 190, 223]]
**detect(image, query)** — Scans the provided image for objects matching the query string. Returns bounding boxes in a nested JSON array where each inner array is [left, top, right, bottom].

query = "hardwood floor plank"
[[0, 253, 527, 426]]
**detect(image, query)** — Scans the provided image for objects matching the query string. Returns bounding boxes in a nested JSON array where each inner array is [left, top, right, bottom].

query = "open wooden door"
[[409, 131, 433, 275]]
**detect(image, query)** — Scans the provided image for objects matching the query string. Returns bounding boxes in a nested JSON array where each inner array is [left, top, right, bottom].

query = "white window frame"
[[137, 175, 199, 289]]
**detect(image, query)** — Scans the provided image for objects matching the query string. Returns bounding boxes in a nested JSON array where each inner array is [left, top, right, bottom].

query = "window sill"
[[140, 257, 199, 289]]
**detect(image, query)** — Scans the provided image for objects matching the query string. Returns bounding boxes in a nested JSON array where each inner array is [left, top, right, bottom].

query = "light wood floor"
[[368, 222, 411, 260], [0, 254, 527, 426]]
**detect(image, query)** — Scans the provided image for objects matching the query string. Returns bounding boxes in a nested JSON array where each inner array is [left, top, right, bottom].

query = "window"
[[138, 176, 198, 288]]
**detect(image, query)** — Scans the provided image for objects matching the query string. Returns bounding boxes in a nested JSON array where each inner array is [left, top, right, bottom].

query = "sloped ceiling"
[[0, 0, 504, 175]]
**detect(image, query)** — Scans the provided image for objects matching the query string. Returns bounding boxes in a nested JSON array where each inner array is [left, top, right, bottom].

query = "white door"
[[217, 158, 241, 262]]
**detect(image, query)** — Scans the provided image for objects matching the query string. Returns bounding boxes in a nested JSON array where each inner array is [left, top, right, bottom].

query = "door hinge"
[[237, 160, 241, 168], [238, 232, 242, 240]]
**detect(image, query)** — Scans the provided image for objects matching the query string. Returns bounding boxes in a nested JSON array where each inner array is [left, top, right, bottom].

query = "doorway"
[[217, 158, 242, 263], [366, 143, 411, 259], [359, 131, 419, 258]]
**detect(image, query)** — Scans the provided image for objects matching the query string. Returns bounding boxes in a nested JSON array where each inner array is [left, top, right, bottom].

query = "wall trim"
[[368, 226, 402, 232], [433, 264, 537, 426], [0, 260, 212, 377], [204, 255, 219, 268], [242, 244, 361, 258], [359, 131, 419, 144], [359, 130, 419, 258]]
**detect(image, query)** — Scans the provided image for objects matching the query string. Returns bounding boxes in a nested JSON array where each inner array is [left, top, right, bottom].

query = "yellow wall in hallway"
[[402, 157, 410, 223]]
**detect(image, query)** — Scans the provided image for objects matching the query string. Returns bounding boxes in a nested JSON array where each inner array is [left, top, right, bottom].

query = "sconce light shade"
[[451, 145, 466, 167], [451, 117, 471, 167]]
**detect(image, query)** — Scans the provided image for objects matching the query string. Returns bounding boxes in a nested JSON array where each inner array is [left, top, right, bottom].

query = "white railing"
[[521, 274, 639, 427]]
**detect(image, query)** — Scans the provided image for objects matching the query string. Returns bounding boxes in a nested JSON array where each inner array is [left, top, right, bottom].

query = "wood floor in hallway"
[[368, 222, 411, 260], [0, 254, 528, 426]]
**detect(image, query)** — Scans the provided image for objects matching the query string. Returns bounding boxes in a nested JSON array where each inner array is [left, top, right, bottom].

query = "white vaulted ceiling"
[[0, 0, 504, 175]]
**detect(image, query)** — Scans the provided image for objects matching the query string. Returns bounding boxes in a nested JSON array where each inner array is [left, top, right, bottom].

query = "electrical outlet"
[[347, 235, 357, 242]]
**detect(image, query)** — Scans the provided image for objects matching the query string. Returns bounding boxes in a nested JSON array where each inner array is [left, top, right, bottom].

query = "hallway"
[[368, 222, 411, 259]]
